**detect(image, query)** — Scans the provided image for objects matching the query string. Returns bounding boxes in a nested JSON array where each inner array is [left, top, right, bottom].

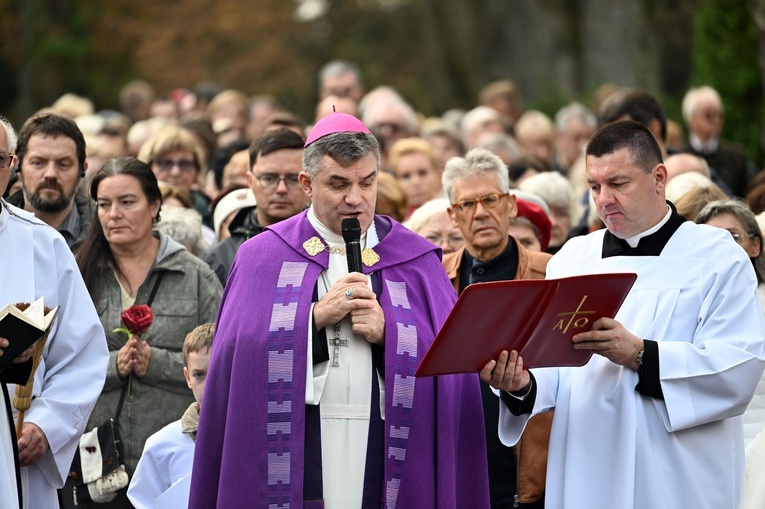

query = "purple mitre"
[[304, 111, 371, 147]]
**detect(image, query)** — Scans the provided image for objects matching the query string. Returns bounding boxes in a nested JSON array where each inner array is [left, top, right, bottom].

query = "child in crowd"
[[126, 323, 214, 509]]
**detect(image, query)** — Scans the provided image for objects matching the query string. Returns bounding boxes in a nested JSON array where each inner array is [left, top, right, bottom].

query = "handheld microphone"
[[341, 217, 363, 273]]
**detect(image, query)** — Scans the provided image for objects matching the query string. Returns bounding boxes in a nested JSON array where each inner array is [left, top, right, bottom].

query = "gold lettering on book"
[[553, 295, 596, 334]]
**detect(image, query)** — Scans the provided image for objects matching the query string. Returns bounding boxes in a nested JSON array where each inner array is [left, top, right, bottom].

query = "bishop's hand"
[[480, 350, 530, 394], [349, 296, 385, 346], [314, 272, 376, 330]]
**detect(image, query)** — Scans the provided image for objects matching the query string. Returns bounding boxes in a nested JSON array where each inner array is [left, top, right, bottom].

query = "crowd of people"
[[0, 57, 764, 508]]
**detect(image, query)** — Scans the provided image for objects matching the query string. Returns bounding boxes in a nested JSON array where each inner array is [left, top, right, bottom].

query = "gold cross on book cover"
[[415, 273, 638, 377]]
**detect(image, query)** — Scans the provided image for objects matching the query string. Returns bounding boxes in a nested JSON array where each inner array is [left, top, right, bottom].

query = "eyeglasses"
[[700, 110, 724, 121], [252, 173, 301, 190], [729, 231, 754, 244], [452, 193, 509, 214], [152, 158, 197, 173], [0, 153, 12, 168]]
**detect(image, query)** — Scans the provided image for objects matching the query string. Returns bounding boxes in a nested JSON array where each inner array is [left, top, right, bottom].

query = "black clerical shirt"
[[458, 237, 543, 509], [503, 202, 687, 417]]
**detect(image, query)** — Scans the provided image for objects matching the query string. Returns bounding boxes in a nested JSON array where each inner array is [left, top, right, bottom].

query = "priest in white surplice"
[[0, 116, 108, 509], [481, 120, 765, 509]]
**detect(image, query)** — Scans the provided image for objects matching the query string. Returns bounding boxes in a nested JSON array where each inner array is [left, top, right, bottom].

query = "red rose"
[[121, 305, 154, 335]]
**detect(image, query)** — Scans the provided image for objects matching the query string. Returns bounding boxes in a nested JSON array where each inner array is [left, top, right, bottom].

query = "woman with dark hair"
[[69, 157, 222, 508]]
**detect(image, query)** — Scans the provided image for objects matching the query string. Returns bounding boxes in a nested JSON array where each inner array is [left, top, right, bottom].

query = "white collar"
[[624, 205, 672, 248], [689, 134, 719, 154]]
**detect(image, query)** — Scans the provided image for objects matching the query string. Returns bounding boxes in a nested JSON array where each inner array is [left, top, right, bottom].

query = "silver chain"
[[320, 271, 347, 367]]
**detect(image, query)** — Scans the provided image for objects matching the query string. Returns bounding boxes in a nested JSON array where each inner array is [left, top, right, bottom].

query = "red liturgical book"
[[415, 272, 638, 377]]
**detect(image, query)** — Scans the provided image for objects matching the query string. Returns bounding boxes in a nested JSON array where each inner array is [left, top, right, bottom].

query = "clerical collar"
[[689, 134, 720, 155], [459, 236, 519, 292], [625, 205, 671, 247], [602, 202, 686, 258], [306, 206, 379, 250]]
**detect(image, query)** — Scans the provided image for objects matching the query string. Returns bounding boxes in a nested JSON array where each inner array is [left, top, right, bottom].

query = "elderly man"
[[318, 59, 365, 103], [482, 120, 765, 509], [191, 113, 489, 508], [441, 148, 551, 508], [6, 112, 91, 249], [204, 128, 310, 285], [600, 89, 734, 196], [362, 96, 419, 157], [0, 116, 108, 509], [682, 85, 755, 198]]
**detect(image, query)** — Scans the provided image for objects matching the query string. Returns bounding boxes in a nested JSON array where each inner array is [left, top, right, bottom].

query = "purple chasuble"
[[190, 211, 490, 508]]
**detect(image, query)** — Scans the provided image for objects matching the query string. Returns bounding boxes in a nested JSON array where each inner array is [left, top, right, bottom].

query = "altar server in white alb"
[[480, 120, 765, 509], [127, 322, 214, 509], [0, 116, 108, 509]]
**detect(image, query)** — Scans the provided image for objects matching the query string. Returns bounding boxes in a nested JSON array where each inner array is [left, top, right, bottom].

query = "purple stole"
[[190, 212, 490, 509]]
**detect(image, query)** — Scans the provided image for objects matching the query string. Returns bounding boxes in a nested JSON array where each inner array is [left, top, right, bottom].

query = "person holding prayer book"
[[190, 112, 490, 508], [481, 120, 765, 509], [127, 322, 214, 509], [441, 147, 551, 508], [0, 115, 109, 509]]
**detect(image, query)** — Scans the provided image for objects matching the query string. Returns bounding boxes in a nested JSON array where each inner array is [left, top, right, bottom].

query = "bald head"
[[665, 153, 710, 181]]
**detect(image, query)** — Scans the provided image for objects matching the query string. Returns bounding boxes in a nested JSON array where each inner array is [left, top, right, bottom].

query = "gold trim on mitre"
[[362, 248, 380, 267], [303, 236, 325, 256]]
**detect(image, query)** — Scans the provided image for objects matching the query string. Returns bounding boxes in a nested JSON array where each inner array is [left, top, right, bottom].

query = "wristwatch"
[[636, 348, 645, 368]]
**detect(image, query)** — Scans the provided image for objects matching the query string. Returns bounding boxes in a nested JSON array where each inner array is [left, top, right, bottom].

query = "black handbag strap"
[[146, 270, 165, 308], [114, 271, 165, 421]]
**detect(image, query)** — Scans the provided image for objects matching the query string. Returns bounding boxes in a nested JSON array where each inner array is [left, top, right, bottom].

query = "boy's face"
[[183, 349, 211, 406]]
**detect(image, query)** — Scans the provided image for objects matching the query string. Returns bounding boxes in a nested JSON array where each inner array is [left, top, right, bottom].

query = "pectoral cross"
[[330, 323, 349, 367]]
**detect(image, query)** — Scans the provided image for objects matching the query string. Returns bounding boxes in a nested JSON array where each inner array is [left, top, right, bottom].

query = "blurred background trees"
[[1, 0, 764, 164]]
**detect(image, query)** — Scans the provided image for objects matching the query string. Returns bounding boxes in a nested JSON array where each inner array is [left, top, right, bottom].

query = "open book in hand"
[[0, 297, 58, 371], [415, 272, 638, 377]]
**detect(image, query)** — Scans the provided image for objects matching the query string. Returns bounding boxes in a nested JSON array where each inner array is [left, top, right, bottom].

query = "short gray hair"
[[319, 59, 364, 86], [555, 102, 597, 133], [682, 86, 723, 122], [155, 206, 207, 257], [519, 171, 579, 220], [302, 132, 380, 179], [442, 147, 509, 203], [0, 115, 17, 153], [403, 198, 451, 233], [696, 199, 765, 284]]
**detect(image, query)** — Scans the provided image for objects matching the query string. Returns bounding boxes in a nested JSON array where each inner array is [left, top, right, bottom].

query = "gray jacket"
[[85, 232, 222, 476]]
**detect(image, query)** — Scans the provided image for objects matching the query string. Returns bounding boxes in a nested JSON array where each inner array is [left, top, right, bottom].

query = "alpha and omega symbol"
[[553, 295, 596, 334]]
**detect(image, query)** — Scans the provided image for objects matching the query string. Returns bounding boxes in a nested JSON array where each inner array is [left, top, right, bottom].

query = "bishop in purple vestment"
[[190, 113, 489, 509]]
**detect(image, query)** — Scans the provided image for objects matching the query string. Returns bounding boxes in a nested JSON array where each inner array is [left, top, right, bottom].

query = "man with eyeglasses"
[[0, 116, 108, 509], [5, 112, 91, 250], [440, 147, 552, 508], [204, 128, 310, 285], [482, 121, 765, 509]]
